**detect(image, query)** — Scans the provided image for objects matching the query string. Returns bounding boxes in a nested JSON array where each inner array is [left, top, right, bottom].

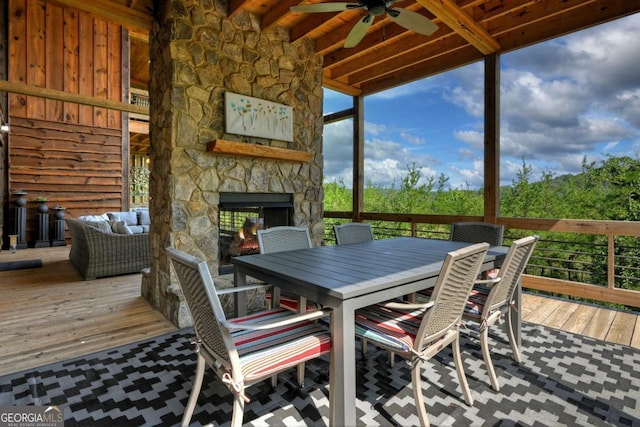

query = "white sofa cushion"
[[107, 211, 138, 226]]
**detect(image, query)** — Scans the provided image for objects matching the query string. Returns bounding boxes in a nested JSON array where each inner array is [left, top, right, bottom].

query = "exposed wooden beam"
[[0, 80, 148, 115], [228, 0, 249, 18], [129, 120, 149, 134], [416, 0, 500, 54], [46, 0, 151, 39], [322, 77, 362, 96], [261, 1, 298, 32], [338, 35, 466, 86], [359, 44, 482, 94]]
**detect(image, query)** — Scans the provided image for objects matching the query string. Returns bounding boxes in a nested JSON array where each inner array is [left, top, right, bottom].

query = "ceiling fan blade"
[[344, 14, 374, 48], [291, 2, 358, 13], [388, 8, 438, 36]]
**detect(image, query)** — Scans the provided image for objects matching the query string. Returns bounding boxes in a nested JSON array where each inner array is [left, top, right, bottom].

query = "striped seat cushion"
[[464, 285, 491, 319], [354, 304, 425, 353], [229, 308, 331, 382]]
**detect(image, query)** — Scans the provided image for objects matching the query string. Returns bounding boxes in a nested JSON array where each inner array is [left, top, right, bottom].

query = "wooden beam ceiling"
[[46, 0, 640, 98]]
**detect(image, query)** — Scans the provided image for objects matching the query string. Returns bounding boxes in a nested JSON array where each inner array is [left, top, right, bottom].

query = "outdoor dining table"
[[231, 236, 509, 426]]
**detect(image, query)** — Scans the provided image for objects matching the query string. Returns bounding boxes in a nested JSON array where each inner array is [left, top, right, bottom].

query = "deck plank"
[[581, 307, 617, 341], [521, 294, 563, 324], [606, 311, 637, 345], [558, 303, 599, 335], [541, 299, 581, 330]]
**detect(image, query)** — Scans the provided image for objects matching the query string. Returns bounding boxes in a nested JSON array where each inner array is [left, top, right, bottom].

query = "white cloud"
[[364, 121, 386, 136], [400, 131, 426, 145]]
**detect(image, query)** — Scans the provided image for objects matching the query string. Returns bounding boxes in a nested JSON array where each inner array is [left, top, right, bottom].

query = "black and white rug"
[[1, 322, 638, 426]]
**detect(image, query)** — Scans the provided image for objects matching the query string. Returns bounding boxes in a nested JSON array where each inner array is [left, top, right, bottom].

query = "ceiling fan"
[[290, 1, 438, 48]]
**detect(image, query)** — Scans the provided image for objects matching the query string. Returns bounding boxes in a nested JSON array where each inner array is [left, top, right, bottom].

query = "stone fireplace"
[[146, 1, 325, 327], [218, 192, 294, 273]]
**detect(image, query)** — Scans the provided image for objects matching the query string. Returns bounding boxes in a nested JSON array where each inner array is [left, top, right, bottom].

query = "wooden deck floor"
[[0, 245, 176, 377], [0, 245, 638, 378]]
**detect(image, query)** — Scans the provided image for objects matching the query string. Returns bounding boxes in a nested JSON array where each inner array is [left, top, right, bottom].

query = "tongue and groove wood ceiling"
[[56, 0, 640, 97]]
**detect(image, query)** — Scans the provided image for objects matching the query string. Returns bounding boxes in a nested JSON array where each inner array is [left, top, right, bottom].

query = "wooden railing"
[[323, 211, 640, 310]]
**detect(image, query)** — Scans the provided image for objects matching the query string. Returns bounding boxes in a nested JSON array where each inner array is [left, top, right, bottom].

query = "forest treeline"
[[323, 155, 640, 300], [325, 155, 640, 221]]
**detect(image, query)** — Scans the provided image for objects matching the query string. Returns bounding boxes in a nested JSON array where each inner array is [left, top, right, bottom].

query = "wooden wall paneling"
[[26, 0, 45, 120], [8, 0, 27, 118], [93, 18, 108, 128], [63, 8, 79, 123], [9, 116, 123, 215], [45, 2, 64, 122], [78, 12, 94, 126], [107, 22, 122, 129]]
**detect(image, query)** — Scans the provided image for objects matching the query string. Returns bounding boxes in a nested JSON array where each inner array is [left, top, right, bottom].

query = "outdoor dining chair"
[[354, 242, 490, 427], [462, 235, 538, 391], [450, 221, 504, 246], [166, 247, 332, 427], [450, 221, 504, 279], [257, 226, 318, 312], [333, 222, 374, 245], [257, 226, 321, 386]]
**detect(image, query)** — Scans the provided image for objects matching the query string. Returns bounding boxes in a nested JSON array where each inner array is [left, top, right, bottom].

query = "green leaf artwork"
[[225, 92, 293, 142]]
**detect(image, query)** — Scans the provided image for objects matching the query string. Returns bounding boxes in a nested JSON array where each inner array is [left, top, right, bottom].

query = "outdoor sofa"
[[66, 217, 150, 280]]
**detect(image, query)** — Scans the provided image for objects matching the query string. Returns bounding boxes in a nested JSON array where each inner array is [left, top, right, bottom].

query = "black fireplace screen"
[[218, 192, 293, 267]]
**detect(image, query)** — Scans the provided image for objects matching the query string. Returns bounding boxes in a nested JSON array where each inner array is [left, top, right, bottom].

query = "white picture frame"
[[225, 92, 293, 142]]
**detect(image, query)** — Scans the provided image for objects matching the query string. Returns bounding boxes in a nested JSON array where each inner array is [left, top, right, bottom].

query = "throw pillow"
[[85, 220, 112, 234], [118, 221, 134, 235], [111, 220, 133, 235], [108, 211, 138, 226]]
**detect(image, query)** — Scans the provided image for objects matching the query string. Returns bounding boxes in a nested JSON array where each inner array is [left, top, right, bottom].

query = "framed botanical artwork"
[[225, 92, 293, 142]]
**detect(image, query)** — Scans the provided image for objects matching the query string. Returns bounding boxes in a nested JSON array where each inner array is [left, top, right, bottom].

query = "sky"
[[322, 12, 640, 190]]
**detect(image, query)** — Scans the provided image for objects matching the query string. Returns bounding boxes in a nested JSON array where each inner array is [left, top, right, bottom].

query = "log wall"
[[6, 0, 127, 243]]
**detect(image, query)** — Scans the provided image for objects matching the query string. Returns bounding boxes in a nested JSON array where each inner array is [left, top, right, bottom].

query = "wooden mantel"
[[206, 139, 313, 163]]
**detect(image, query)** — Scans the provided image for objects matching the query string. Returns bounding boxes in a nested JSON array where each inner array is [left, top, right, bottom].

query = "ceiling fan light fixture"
[[290, 0, 438, 48]]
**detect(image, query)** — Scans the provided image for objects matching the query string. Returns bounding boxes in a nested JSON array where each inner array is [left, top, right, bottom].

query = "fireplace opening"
[[219, 192, 293, 273]]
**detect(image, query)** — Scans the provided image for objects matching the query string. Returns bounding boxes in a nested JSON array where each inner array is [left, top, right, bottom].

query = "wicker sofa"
[[66, 218, 150, 280]]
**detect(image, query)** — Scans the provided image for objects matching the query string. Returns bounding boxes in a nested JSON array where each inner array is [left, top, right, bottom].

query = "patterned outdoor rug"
[[0, 322, 638, 426]]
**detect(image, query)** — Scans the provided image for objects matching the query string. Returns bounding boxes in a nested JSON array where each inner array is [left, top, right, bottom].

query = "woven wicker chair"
[[463, 235, 538, 391], [257, 226, 316, 312], [450, 221, 504, 246], [450, 221, 504, 279], [166, 247, 331, 427], [354, 242, 490, 427], [66, 218, 149, 280], [333, 222, 374, 245]]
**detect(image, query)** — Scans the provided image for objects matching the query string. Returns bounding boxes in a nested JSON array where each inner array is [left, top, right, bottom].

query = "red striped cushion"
[[464, 285, 491, 319], [355, 304, 424, 353], [229, 308, 331, 382]]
